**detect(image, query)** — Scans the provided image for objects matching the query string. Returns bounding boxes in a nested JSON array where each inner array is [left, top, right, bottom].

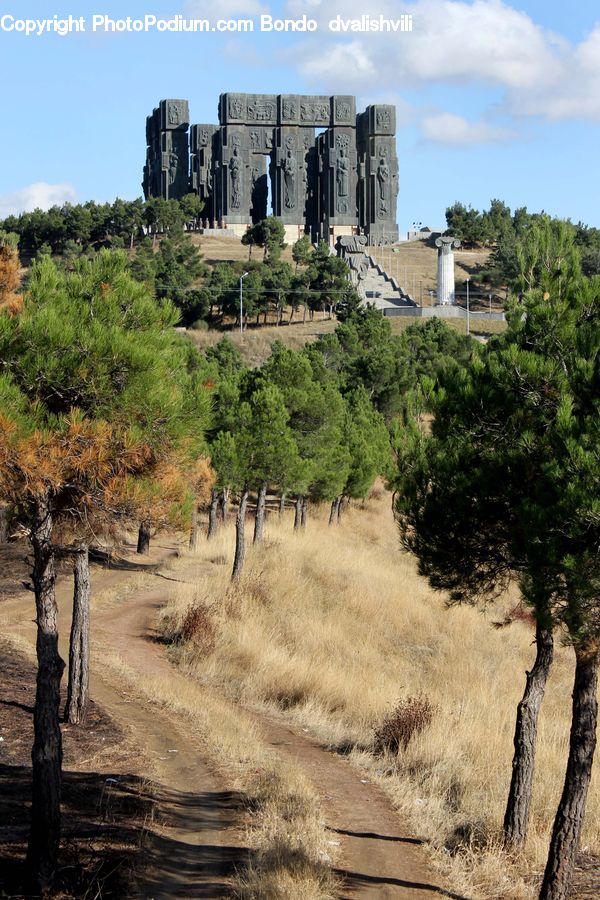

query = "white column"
[[435, 236, 461, 305]]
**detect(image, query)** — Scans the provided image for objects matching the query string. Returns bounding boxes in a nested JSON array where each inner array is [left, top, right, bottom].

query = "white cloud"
[[421, 112, 516, 144], [299, 40, 376, 83], [507, 23, 600, 121], [0, 182, 77, 219], [282, 0, 600, 129], [286, 0, 563, 89]]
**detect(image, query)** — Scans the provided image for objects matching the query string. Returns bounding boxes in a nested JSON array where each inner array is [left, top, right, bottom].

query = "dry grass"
[[367, 241, 493, 304], [186, 313, 504, 369], [160, 493, 599, 899], [190, 234, 296, 266], [99, 629, 336, 899], [187, 319, 339, 368]]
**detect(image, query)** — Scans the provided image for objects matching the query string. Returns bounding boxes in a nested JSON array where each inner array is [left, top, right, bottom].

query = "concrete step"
[[360, 256, 417, 308]]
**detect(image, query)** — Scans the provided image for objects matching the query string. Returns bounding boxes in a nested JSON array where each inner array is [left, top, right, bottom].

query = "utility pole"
[[240, 271, 249, 335], [466, 278, 470, 336]]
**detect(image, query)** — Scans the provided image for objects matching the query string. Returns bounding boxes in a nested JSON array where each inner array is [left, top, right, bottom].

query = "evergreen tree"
[[292, 234, 312, 270], [393, 274, 600, 899], [0, 251, 212, 892]]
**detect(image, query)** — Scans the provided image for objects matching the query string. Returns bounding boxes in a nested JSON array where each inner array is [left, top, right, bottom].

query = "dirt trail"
[[257, 713, 464, 899], [2, 543, 464, 899], [88, 553, 464, 899], [1, 542, 244, 898]]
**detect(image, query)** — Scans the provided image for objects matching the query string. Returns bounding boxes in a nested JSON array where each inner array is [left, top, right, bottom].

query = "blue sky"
[[0, 0, 599, 234]]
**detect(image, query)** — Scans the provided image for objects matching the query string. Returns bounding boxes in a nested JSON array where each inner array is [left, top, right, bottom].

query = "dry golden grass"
[[98, 612, 336, 899], [191, 234, 296, 266], [187, 313, 504, 368], [187, 319, 339, 367], [161, 493, 599, 900], [370, 241, 493, 304]]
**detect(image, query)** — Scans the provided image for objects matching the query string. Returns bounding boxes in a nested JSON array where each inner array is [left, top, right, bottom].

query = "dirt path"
[[87, 554, 464, 899], [1, 542, 245, 898], [256, 713, 464, 900], [2, 543, 464, 899]]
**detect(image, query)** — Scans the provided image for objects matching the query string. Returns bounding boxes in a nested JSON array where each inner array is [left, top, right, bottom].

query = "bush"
[[180, 604, 216, 653], [190, 318, 209, 331], [373, 694, 436, 754]]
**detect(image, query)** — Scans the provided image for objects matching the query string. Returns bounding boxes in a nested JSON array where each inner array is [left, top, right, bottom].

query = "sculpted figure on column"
[[336, 147, 350, 198], [377, 157, 389, 208], [283, 149, 297, 209], [229, 148, 242, 208]]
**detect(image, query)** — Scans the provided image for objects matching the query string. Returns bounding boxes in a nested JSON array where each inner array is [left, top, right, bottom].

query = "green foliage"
[[1, 252, 210, 450], [0, 250, 212, 535], [393, 270, 600, 640], [0, 195, 204, 257], [292, 234, 313, 269], [130, 233, 206, 325], [307, 309, 479, 425], [205, 337, 243, 380], [306, 241, 350, 314], [343, 387, 391, 498], [241, 217, 286, 262]]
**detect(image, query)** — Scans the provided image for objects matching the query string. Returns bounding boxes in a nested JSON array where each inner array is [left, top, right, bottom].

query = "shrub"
[[180, 604, 216, 653], [374, 694, 436, 754]]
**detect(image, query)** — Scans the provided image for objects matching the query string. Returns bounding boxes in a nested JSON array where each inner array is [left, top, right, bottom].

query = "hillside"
[[187, 313, 505, 368], [191, 232, 492, 304], [157, 488, 599, 900]]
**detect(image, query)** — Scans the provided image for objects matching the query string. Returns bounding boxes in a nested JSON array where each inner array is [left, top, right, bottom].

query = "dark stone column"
[[190, 124, 217, 225], [357, 104, 399, 244]]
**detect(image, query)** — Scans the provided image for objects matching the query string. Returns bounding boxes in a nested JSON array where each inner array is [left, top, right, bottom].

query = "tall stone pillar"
[[435, 236, 461, 305], [356, 104, 398, 244], [190, 124, 217, 224], [142, 100, 190, 200]]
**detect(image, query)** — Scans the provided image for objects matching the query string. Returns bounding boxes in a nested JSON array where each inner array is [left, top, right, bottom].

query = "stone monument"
[[435, 236, 461, 305], [143, 94, 399, 244]]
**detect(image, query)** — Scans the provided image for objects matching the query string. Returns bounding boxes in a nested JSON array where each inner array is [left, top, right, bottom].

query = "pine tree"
[[0, 251, 212, 893], [394, 274, 600, 898]]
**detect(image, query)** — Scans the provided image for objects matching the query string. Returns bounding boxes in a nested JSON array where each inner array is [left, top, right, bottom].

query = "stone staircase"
[[359, 255, 418, 310]]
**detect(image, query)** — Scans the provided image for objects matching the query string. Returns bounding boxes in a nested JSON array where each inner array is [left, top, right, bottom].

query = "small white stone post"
[[435, 236, 461, 305]]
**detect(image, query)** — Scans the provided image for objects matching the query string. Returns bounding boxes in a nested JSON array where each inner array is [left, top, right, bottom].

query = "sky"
[[0, 0, 599, 235]]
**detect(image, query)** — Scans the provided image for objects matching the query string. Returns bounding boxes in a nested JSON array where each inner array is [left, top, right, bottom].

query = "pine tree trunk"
[[301, 496, 308, 528], [503, 623, 554, 847], [220, 488, 229, 523], [294, 496, 302, 531], [279, 494, 286, 517], [329, 496, 341, 526], [254, 483, 267, 544], [26, 495, 64, 895], [303, 303, 307, 324], [189, 503, 200, 551], [207, 489, 219, 539], [0, 503, 8, 542], [231, 489, 249, 581], [64, 548, 90, 726], [137, 520, 151, 554], [539, 642, 599, 900]]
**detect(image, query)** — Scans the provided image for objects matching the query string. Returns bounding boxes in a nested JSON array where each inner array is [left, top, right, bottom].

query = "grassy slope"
[[161, 490, 599, 900], [187, 314, 504, 369], [186, 234, 503, 367]]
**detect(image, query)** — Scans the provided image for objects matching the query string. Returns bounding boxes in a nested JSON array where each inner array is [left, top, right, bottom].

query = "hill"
[[159, 487, 600, 900]]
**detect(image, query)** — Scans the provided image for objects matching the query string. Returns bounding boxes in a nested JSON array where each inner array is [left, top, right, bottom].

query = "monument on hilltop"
[[143, 94, 399, 245]]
